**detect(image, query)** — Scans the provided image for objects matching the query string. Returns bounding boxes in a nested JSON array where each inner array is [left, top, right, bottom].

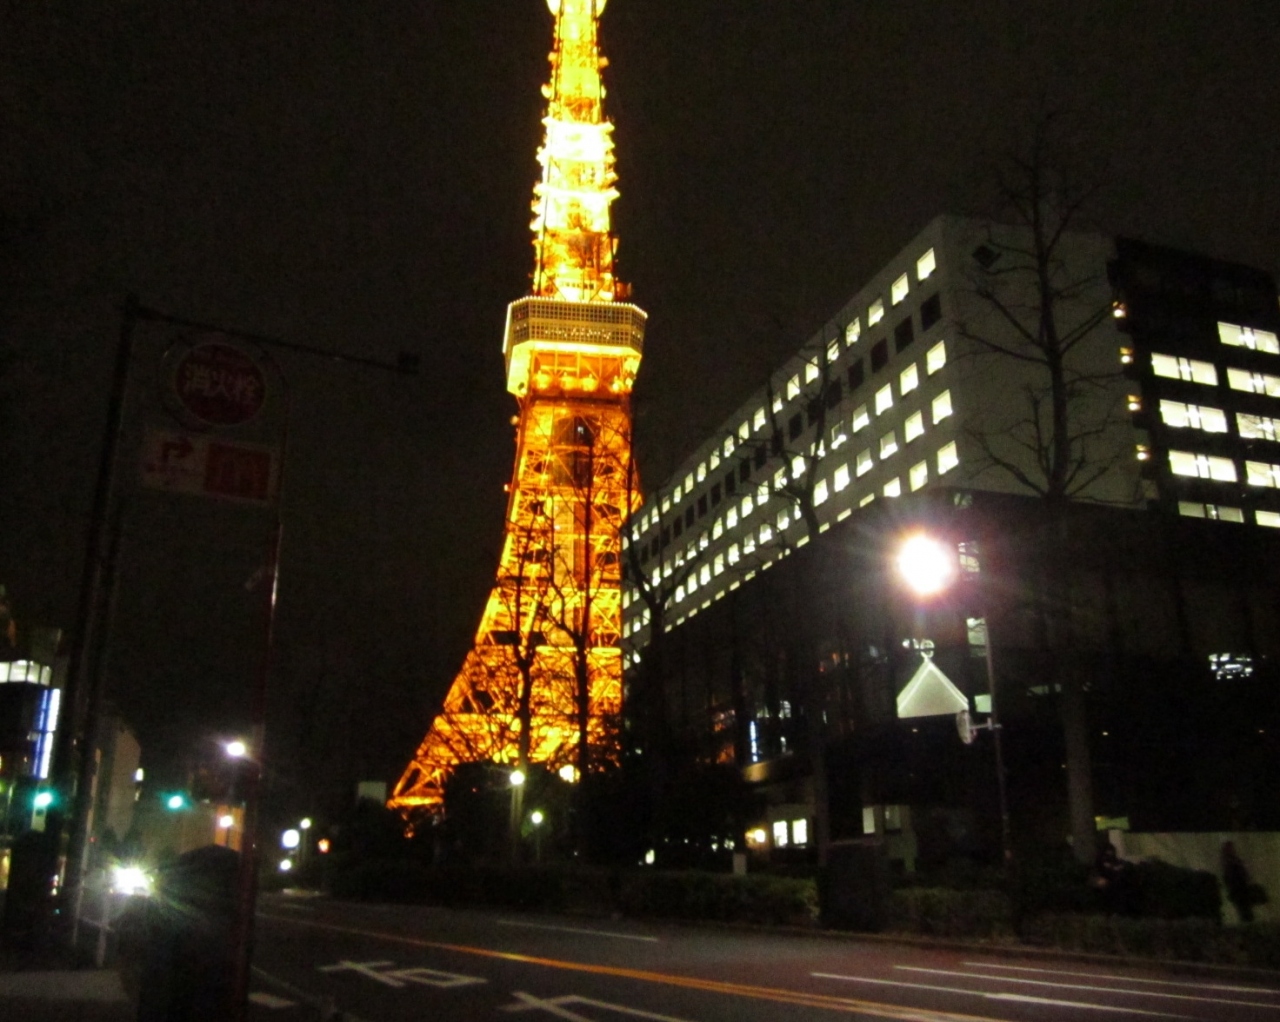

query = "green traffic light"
[[33, 791, 54, 810], [165, 793, 187, 811]]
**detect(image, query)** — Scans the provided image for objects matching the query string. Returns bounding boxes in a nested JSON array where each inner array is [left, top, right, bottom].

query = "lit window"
[[827, 339, 841, 364], [1219, 321, 1280, 355], [675, 584, 686, 602], [932, 390, 953, 423], [859, 493, 875, 507], [891, 273, 910, 305], [834, 464, 850, 492], [738, 421, 750, 440], [1160, 400, 1228, 433], [1238, 413, 1280, 441], [728, 543, 741, 564], [937, 441, 959, 474], [1246, 461, 1280, 488], [900, 363, 919, 395], [700, 564, 711, 585], [880, 430, 898, 459], [856, 448, 873, 476], [875, 384, 893, 415], [805, 359, 819, 384], [758, 524, 772, 546], [852, 404, 870, 432], [1210, 653, 1255, 680], [740, 494, 754, 518], [904, 411, 925, 443], [772, 391, 783, 413], [917, 248, 937, 281], [774, 467, 786, 489], [726, 507, 738, 528], [868, 299, 885, 326], [789, 455, 804, 480], [753, 408, 766, 431], [845, 319, 862, 346], [814, 479, 829, 506], [713, 553, 724, 576], [712, 518, 723, 539], [660, 496, 670, 514], [744, 533, 757, 554], [684, 473, 694, 492], [709, 450, 720, 470], [883, 477, 902, 498], [723, 436, 735, 456], [697, 462, 707, 482], [1152, 352, 1218, 386], [786, 374, 801, 400], [1257, 510, 1280, 528], [757, 481, 770, 502], [792, 819, 809, 845], [776, 507, 790, 530], [909, 460, 929, 491], [830, 419, 848, 449], [1179, 501, 1244, 522], [772, 821, 789, 847], [926, 340, 946, 374], [1228, 367, 1280, 398], [1169, 449, 1237, 482]]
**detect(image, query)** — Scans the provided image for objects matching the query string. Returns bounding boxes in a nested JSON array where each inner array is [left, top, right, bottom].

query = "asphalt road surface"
[[247, 894, 1280, 1022]]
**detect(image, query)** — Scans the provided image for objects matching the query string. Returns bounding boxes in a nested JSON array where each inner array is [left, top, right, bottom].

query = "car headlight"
[[111, 864, 153, 897]]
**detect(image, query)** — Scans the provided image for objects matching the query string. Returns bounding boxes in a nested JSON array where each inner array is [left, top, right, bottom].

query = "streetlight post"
[[896, 533, 1012, 863], [508, 769, 526, 864]]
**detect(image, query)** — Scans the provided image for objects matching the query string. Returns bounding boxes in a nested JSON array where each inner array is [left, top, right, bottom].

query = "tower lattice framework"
[[391, 0, 645, 818]]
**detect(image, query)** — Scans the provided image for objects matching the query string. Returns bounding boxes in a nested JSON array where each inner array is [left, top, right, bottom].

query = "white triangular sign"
[[896, 655, 970, 719]]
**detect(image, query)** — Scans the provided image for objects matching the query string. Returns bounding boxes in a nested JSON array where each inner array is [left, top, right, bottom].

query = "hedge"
[[889, 887, 1014, 940], [1024, 915, 1280, 969], [616, 870, 819, 927]]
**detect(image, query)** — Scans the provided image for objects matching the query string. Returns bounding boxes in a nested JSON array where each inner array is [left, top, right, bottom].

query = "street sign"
[[896, 653, 970, 719], [172, 341, 267, 427], [140, 429, 277, 504]]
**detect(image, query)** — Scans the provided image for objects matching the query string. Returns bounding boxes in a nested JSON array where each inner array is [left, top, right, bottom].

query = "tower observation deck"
[[391, 0, 645, 818]]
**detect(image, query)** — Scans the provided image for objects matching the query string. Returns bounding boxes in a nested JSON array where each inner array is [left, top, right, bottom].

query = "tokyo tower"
[[390, 0, 645, 819]]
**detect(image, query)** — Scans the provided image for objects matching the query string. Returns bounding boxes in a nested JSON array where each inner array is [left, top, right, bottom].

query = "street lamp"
[[224, 740, 248, 760], [529, 810, 545, 864], [896, 532, 1012, 863], [508, 768, 526, 863]]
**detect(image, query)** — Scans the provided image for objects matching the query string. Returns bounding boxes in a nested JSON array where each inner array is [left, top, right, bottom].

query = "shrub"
[[1021, 914, 1280, 968], [616, 871, 818, 926], [889, 887, 1014, 939]]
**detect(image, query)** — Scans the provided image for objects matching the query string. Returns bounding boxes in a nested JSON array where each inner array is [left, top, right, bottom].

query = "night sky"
[[1, 1, 1277, 809]]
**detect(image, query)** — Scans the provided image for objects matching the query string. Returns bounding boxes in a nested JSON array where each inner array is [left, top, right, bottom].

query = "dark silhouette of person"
[[1222, 841, 1257, 924]]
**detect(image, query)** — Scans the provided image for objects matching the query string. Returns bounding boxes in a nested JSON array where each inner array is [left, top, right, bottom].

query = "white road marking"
[[384, 965, 486, 989], [497, 919, 660, 943], [248, 991, 296, 1008], [811, 972, 1191, 1018], [961, 960, 1280, 995], [317, 960, 405, 987], [897, 965, 1280, 1010], [502, 991, 697, 1021]]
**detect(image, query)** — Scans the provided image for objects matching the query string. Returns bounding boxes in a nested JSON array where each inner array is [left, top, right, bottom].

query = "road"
[[247, 894, 1280, 1022]]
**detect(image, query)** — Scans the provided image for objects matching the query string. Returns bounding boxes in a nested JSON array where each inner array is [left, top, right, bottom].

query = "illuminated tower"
[[391, 0, 645, 818]]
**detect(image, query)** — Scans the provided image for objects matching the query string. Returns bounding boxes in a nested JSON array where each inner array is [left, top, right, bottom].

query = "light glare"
[[897, 534, 957, 597]]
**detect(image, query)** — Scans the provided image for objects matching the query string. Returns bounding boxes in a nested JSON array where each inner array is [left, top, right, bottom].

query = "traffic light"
[[32, 791, 54, 810], [163, 792, 189, 811]]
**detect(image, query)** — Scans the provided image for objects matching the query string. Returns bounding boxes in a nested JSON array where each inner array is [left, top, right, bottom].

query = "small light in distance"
[[510, 769, 526, 788], [218, 814, 235, 829], [530, 810, 545, 826], [557, 764, 578, 783], [279, 858, 293, 872], [166, 794, 186, 811], [299, 817, 312, 830], [897, 533, 957, 597], [317, 839, 331, 854]]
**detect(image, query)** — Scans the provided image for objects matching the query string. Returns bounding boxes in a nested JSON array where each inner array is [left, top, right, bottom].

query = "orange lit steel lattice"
[[390, 0, 644, 819]]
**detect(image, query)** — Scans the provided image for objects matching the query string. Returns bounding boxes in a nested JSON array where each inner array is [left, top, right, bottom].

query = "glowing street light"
[[224, 739, 248, 759], [218, 814, 235, 830], [895, 532, 1011, 862], [299, 817, 312, 830], [530, 810, 545, 826], [281, 828, 301, 850], [509, 769, 526, 788]]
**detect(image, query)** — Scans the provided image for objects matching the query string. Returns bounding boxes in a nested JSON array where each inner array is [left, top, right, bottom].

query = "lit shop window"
[[1228, 367, 1280, 398], [937, 441, 959, 475], [1169, 450, 1237, 482], [900, 363, 919, 395], [880, 430, 898, 459], [1179, 501, 1244, 522], [1257, 510, 1280, 528], [1246, 460, 1280, 488], [845, 318, 862, 346], [834, 464, 851, 492], [814, 478, 829, 506], [753, 407, 766, 431], [1239, 413, 1280, 441], [917, 248, 937, 281], [786, 373, 800, 400], [868, 299, 885, 326], [1152, 352, 1218, 386], [904, 411, 925, 443], [856, 449, 873, 476], [875, 384, 894, 415], [932, 390, 953, 424], [1160, 400, 1228, 433], [852, 404, 870, 432], [1219, 322, 1280, 354], [891, 273, 910, 305], [926, 340, 946, 375], [883, 477, 902, 498], [909, 460, 929, 491]]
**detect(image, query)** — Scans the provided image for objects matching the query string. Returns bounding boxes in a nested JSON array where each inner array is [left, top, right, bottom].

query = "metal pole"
[[56, 295, 139, 952], [980, 609, 1013, 863], [227, 368, 289, 1021]]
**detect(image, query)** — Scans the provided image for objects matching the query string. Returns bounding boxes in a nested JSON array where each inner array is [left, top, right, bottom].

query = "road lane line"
[[259, 913, 1003, 1022], [502, 992, 699, 1021], [497, 919, 661, 943], [961, 961, 1280, 995], [502, 991, 596, 1021], [897, 965, 1280, 1010], [813, 973, 1191, 1019], [248, 992, 296, 1008]]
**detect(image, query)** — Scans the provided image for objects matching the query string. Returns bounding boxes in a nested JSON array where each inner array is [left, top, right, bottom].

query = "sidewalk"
[[0, 967, 133, 1021]]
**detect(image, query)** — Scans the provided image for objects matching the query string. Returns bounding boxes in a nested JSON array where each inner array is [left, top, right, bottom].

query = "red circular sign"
[[173, 342, 267, 426]]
